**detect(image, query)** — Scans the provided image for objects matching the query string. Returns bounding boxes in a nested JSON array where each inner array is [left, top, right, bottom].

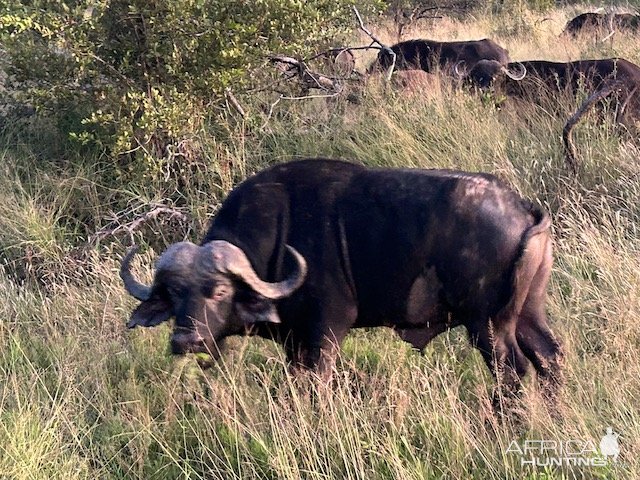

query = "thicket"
[[0, 0, 382, 173], [0, 0, 634, 276], [0, 0, 622, 281]]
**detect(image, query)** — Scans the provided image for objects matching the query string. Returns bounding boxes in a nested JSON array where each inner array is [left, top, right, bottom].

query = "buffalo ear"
[[236, 296, 282, 325], [127, 297, 173, 328]]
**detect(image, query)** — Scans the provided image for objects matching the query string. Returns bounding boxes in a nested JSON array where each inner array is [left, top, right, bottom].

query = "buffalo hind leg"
[[468, 320, 530, 419], [516, 313, 563, 410], [516, 250, 564, 412]]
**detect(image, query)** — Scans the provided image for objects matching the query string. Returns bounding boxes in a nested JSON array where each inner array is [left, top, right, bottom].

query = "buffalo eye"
[[165, 285, 188, 304], [204, 283, 232, 302]]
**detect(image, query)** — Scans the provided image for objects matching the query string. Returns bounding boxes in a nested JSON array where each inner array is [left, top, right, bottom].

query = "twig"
[[325, 45, 383, 53], [89, 204, 191, 245], [353, 6, 389, 51], [260, 95, 283, 131], [302, 48, 353, 74], [416, 6, 442, 17], [279, 92, 341, 100], [601, 29, 616, 43], [270, 55, 300, 67], [305, 47, 349, 62], [270, 55, 341, 92], [225, 87, 246, 118], [260, 89, 342, 132]]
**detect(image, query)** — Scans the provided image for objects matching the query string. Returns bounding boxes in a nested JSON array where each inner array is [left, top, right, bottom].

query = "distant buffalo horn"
[[120, 245, 152, 301], [453, 60, 467, 78], [502, 62, 527, 81], [202, 241, 307, 299]]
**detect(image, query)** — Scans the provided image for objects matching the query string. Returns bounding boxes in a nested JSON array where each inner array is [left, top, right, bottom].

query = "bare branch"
[[304, 48, 339, 63], [304, 48, 345, 62], [269, 55, 301, 68], [225, 87, 246, 118], [260, 95, 283, 131], [89, 204, 191, 245], [260, 85, 346, 132], [280, 92, 342, 100], [353, 6, 387, 49], [270, 55, 342, 92], [601, 29, 616, 43]]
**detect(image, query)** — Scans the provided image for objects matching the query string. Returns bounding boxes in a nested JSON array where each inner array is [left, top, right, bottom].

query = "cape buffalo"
[[563, 12, 640, 37], [367, 38, 511, 76], [121, 159, 562, 408], [463, 58, 640, 117]]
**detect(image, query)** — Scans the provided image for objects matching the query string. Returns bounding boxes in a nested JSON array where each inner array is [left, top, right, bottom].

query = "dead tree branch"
[[269, 55, 342, 93], [225, 87, 246, 118], [395, 5, 444, 39], [260, 95, 283, 131], [89, 203, 191, 245]]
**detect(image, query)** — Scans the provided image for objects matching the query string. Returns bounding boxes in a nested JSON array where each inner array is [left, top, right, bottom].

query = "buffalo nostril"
[[170, 331, 206, 355], [170, 337, 188, 355]]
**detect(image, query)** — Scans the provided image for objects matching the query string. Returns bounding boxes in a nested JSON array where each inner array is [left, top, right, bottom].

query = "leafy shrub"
[[0, 0, 382, 170]]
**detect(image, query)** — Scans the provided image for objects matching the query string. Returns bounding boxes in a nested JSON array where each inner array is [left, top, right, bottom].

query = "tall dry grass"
[[1, 4, 639, 479]]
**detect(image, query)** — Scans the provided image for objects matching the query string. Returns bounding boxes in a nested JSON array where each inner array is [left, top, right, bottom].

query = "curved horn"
[[501, 62, 527, 81], [120, 245, 152, 301], [202, 241, 307, 300], [453, 60, 467, 78]]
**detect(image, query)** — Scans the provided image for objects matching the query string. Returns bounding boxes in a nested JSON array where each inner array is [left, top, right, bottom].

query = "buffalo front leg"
[[316, 322, 355, 382], [284, 326, 350, 383], [311, 281, 358, 381], [285, 301, 357, 382]]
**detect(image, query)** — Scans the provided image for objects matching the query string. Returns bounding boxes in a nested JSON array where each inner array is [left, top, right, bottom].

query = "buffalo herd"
[[365, 12, 640, 173], [120, 11, 638, 415]]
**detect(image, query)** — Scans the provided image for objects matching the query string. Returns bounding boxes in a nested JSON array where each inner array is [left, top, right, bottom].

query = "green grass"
[[1, 5, 640, 479]]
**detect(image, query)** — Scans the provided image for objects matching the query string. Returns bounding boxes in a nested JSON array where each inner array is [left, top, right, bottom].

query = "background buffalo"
[[563, 12, 640, 37], [368, 38, 511, 76]]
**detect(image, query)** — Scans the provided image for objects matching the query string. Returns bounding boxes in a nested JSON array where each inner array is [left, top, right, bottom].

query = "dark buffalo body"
[[122, 159, 562, 406], [368, 38, 510, 74], [467, 58, 640, 121], [563, 12, 640, 36]]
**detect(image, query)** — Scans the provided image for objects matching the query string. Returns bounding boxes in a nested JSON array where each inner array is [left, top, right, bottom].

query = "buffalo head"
[[456, 59, 527, 89], [120, 241, 307, 357]]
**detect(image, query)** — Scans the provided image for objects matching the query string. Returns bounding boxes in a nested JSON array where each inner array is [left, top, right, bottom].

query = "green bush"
[[0, 0, 382, 168]]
